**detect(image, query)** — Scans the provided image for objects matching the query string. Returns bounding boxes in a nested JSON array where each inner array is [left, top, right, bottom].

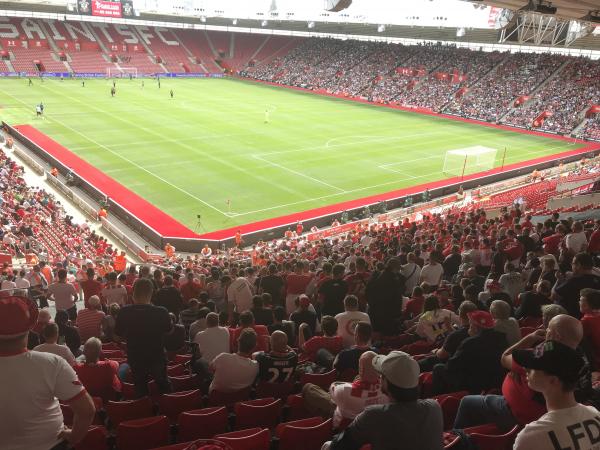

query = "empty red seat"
[[215, 427, 271, 450], [255, 381, 295, 399], [152, 441, 230, 450], [170, 374, 201, 392], [299, 370, 337, 391], [276, 417, 333, 450], [285, 394, 313, 421], [106, 396, 154, 428], [234, 397, 282, 430], [158, 389, 203, 423], [208, 387, 252, 408], [166, 364, 186, 377], [116, 416, 170, 450], [468, 424, 520, 450], [177, 406, 229, 442], [74, 426, 108, 450], [101, 349, 125, 359], [121, 382, 137, 400]]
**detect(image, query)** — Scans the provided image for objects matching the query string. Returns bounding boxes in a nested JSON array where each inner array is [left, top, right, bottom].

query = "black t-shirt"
[[319, 278, 348, 316], [442, 326, 469, 356], [115, 304, 172, 363], [255, 351, 298, 383], [334, 346, 377, 372], [515, 292, 550, 319], [258, 275, 285, 306], [290, 309, 317, 334], [555, 274, 600, 318], [251, 307, 274, 327]]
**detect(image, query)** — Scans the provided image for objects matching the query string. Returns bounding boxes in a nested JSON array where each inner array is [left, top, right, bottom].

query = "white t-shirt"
[[228, 277, 254, 313], [1, 279, 16, 292], [401, 263, 421, 295], [514, 403, 600, 450], [101, 284, 128, 306], [335, 311, 371, 348], [47, 282, 77, 310], [416, 309, 460, 344], [33, 343, 76, 366], [194, 326, 230, 363], [330, 381, 390, 428], [420, 263, 444, 286], [0, 351, 85, 450], [15, 277, 31, 289], [566, 231, 588, 254], [209, 352, 258, 393]]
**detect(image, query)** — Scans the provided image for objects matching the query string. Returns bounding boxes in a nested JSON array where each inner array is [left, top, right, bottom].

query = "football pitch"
[[0, 77, 582, 233]]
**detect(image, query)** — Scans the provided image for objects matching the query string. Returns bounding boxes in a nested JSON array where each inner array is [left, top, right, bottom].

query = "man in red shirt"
[[589, 220, 600, 255], [579, 288, 600, 371], [542, 224, 566, 257], [74, 337, 121, 401], [285, 261, 312, 315], [180, 271, 203, 303], [80, 268, 103, 309], [230, 311, 269, 353], [299, 315, 343, 367]]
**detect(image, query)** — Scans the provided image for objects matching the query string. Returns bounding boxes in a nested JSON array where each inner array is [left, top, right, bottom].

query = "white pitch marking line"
[[252, 153, 347, 193], [2, 90, 230, 217]]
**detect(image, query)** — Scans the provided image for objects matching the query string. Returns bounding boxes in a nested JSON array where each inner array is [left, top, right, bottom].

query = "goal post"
[[106, 67, 138, 78], [442, 146, 498, 178]]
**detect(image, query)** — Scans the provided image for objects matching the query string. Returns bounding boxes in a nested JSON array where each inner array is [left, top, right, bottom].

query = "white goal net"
[[442, 146, 498, 177], [106, 67, 138, 78]]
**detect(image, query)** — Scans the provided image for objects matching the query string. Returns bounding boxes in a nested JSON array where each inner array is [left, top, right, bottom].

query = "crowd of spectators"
[[245, 39, 600, 136], [503, 58, 600, 133], [0, 146, 121, 267], [445, 53, 565, 122], [3, 175, 600, 448], [583, 115, 600, 141]]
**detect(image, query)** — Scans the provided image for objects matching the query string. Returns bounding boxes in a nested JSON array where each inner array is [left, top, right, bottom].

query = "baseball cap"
[[372, 351, 419, 389], [468, 310, 495, 329], [0, 296, 39, 339], [513, 340, 584, 385]]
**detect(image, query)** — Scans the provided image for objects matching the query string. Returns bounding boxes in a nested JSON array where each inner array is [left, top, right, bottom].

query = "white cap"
[[372, 351, 419, 389]]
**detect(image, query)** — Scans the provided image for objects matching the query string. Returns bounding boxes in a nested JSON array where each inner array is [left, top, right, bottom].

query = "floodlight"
[[308, 21, 315, 28], [261, 20, 268, 27], [232, 19, 238, 25], [377, 24, 385, 32]]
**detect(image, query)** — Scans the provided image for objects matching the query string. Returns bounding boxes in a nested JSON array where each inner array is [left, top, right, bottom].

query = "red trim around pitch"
[[14, 85, 600, 241]]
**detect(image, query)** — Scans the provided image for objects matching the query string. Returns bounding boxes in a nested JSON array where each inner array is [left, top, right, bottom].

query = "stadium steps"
[[571, 118, 590, 137], [246, 36, 270, 66], [3, 59, 15, 73], [438, 54, 509, 112], [131, 27, 157, 56], [37, 21, 62, 54], [82, 23, 111, 54], [204, 31, 220, 58], [252, 36, 298, 68], [497, 59, 570, 123]]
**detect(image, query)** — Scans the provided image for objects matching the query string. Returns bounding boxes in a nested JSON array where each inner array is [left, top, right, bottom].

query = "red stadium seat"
[[121, 382, 137, 400], [106, 396, 154, 428], [166, 364, 187, 377], [277, 417, 333, 450], [215, 428, 271, 450], [468, 424, 520, 450], [255, 381, 295, 400], [116, 416, 170, 450], [234, 397, 283, 430], [299, 370, 337, 390], [285, 394, 313, 421], [169, 374, 201, 392], [74, 426, 108, 450], [173, 354, 193, 364], [158, 389, 203, 423], [177, 406, 229, 442]]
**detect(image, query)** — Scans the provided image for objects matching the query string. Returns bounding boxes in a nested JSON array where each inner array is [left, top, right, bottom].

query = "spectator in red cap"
[[0, 296, 95, 449], [431, 310, 508, 394], [513, 341, 596, 450]]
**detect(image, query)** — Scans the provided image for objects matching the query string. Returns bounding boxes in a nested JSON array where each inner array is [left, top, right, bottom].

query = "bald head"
[[358, 350, 378, 383], [270, 330, 288, 353], [546, 314, 583, 349]]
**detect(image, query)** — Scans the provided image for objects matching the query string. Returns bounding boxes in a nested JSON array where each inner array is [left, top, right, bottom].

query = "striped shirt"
[[76, 308, 105, 341]]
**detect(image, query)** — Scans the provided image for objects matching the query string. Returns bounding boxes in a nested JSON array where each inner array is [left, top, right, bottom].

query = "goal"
[[106, 67, 138, 78], [442, 146, 498, 178]]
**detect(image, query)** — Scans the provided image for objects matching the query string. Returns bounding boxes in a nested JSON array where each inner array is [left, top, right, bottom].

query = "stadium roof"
[[463, 1, 600, 21]]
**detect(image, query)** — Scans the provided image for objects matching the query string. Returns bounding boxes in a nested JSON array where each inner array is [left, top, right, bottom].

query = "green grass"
[[0, 77, 581, 232]]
